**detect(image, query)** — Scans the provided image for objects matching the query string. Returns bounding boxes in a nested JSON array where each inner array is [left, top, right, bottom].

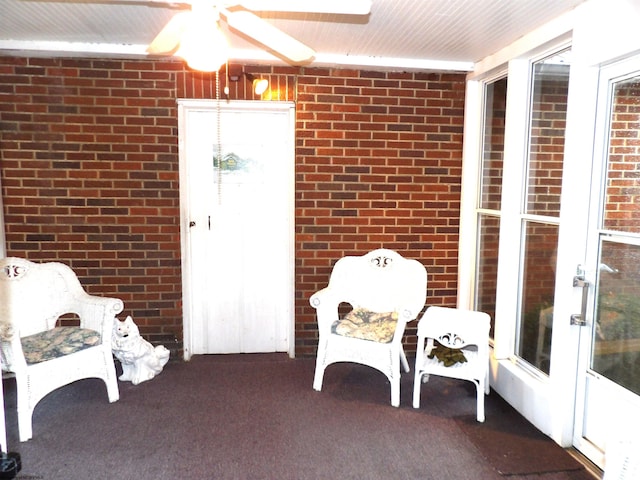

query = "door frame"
[[572, 54, 640, 468], [459, 0, 640, 467], [177, 99, 296, 360]]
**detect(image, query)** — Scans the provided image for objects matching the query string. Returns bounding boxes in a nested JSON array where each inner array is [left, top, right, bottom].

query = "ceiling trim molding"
[[0, 40, 149, 58], [311, 54, 473, 72], [0, 40, 473, 72]]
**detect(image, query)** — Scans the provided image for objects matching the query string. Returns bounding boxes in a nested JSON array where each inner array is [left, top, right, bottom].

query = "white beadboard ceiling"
[[1, 0, 587, 72]]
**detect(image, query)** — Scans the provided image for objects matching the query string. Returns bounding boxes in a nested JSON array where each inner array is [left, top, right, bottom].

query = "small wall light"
[[244, 73, 269, 95]]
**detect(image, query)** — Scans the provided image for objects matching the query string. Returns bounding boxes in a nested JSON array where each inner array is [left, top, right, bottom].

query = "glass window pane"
[[475, 76, 507, 339], [525, 51, 570, 216], [517, 221, 558, 374], [603, 76, 640, 233], [593, 241, 640, 395], [476, 214, 500, 337], [480, 77, 507, 210]]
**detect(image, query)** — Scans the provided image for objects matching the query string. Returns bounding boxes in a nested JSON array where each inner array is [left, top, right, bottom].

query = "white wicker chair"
[[412, 306, 491, 422], [0, 257, 123, 441], [310, 249, 427, 407]]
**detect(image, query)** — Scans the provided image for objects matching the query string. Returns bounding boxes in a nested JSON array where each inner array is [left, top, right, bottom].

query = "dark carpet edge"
[[454, 405, 585, 476]]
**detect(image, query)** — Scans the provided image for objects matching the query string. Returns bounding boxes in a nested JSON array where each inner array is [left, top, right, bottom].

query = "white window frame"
[[459, 24, 576, 441]]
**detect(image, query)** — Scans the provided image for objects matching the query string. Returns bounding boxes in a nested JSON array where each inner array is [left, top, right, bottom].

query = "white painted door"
[[178, 100, 295, 358], [572, 56, 640, 469]]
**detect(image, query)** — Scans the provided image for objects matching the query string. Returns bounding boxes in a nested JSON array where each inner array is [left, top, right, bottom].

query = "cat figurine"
[[112, 316, 170, 385]]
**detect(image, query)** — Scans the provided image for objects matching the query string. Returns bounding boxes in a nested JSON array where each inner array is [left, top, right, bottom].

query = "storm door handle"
[[571, 268, 589, 327]]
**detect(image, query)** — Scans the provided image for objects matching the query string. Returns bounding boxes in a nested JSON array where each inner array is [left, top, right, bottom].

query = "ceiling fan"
[[127, 0, 372, 70]]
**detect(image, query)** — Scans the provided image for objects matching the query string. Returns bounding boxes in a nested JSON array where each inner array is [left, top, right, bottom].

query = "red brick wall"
[[0, 58, 184, 350], [0, 56, 466, 357], [294, 68, 466, 354]]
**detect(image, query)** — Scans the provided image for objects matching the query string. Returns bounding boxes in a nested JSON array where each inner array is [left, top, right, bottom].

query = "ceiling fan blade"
[[225, 10, 315, 63], [239, 0, 371, 15], [52, 0, 191, 6], [147, 10, 191, 54]]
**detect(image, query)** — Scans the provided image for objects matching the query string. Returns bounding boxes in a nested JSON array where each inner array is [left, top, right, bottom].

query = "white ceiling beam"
[[312, 53, 473, 72], [0, 40, 473, 72]]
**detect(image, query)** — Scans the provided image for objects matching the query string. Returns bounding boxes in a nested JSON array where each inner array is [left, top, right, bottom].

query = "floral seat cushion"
[[21, 327, 101, 365], [332, 308, 398, 343]]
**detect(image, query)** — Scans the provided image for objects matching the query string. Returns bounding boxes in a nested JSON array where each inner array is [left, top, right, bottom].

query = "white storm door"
[[179, 100, 295, 357], [573, 56, 640, 469]]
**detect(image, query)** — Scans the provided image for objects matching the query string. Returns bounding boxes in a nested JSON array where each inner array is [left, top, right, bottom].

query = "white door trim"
[[177, 99, 296, 360]]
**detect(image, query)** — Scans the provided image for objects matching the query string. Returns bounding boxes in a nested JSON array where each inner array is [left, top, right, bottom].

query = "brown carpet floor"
[[1, 354, 598, 480]]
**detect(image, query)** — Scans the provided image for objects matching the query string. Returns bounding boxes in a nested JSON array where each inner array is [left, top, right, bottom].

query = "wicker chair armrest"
[[309, 287, 337, 307], [75, 294, 124, 342], [310, 287, 344, 334], [399, 306, 422, 322], [388, 309, 417, 345]]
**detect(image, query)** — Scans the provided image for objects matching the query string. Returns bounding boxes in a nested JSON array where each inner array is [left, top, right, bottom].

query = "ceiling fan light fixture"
[[178, 8, 229, 72], [146, 1, 370, 68]]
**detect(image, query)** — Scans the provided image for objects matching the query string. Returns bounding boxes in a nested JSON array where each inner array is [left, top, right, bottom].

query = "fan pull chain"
[[215, 69, 223, 205]]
